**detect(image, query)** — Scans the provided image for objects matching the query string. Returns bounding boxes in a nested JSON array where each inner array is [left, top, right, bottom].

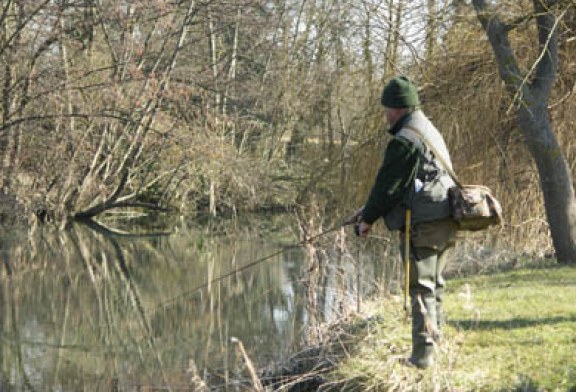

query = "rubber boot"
[[409, 294, 438, 369]]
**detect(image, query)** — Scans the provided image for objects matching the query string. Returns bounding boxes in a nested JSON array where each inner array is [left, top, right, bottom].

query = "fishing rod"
[[150, 213, 372, 312]]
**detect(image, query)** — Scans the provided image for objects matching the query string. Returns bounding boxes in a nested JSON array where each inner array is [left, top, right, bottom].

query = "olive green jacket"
[[362, 116, 418, 225]]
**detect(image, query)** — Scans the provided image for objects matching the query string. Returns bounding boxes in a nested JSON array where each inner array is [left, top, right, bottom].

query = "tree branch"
[[504, 13, 535, 32], [472, 0, 525, 98], [73, 169, 129, 219], [0, 0, 52, 57], [532, 0, 562, 98]]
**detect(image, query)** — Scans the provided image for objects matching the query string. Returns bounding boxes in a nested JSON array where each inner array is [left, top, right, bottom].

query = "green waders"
[[400, 219, 456, 369]]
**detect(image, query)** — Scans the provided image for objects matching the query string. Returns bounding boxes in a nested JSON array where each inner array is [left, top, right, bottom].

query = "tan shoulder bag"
[[403, 125, 503, 231]]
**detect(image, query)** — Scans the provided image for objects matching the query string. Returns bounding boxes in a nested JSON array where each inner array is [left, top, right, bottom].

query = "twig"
[[231, 337, 264, 392]]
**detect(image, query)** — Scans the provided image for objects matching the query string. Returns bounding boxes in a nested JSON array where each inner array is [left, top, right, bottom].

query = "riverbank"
[[263, 261, 576, 391]]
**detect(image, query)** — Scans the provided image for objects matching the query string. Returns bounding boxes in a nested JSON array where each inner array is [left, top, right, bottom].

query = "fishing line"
[[149, 218, 358, 312]]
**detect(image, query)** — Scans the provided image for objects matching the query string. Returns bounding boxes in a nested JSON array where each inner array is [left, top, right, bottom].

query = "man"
[[356, 76, 457, 369]]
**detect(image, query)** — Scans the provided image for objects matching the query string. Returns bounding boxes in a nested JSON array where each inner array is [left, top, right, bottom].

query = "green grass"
[[326, 265, 576, 391]]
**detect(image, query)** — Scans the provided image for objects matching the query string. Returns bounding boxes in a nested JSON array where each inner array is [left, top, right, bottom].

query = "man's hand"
[[346, 206, 372, 237], [358, 222, 372, 237]]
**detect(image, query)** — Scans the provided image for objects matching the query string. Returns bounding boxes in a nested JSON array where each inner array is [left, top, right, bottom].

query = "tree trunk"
[[426, 0, 437, 60], [473, 0, 576, 263], [223, 4, 241, 117], [0, 3, 16, 193], [207, 8, 221, 111], [383, 0, 402, 79], [518, 103, 576, 263]]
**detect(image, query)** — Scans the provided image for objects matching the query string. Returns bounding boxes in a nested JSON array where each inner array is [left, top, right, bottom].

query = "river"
[[0, 213, 399, 390]]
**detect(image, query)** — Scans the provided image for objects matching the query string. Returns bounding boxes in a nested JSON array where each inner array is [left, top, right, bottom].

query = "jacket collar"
[[388, 112, 412, 136]]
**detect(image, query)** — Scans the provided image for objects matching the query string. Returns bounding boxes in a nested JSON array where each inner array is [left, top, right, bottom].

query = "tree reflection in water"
[[0, 214, 398, 390]]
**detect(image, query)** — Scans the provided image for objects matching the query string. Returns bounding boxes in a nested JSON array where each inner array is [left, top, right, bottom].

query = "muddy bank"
[[216, 315, 384, 391]]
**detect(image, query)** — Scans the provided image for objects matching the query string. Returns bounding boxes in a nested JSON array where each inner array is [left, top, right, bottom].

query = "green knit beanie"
[[380, 76, 420, 108]]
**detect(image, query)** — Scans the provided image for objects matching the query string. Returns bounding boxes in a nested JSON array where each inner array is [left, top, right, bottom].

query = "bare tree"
[[472, 0, 576, 264]]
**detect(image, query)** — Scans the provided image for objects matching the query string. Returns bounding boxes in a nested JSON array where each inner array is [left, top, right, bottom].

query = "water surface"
[[0, 214, 398, 390]]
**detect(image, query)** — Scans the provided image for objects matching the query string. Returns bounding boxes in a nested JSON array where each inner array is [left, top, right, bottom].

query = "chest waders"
[[400, 146, 440, 369]]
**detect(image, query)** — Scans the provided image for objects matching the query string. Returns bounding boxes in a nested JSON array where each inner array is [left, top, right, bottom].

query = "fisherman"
[[354, 76, 457, 369]]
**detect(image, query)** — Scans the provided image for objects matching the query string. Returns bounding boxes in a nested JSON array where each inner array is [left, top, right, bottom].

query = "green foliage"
[[328, 264, 576, 391]]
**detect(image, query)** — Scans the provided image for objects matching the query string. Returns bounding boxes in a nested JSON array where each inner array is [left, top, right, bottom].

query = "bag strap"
[[401, 124, 463, 188]]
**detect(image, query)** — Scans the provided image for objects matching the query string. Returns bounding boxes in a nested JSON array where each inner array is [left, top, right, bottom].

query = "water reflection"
[[0, 214, 399, 390]]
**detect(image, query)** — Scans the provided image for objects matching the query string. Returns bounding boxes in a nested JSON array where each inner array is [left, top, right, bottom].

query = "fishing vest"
[[384, 111, 455, 230]]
